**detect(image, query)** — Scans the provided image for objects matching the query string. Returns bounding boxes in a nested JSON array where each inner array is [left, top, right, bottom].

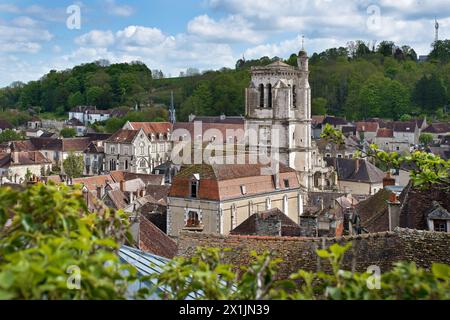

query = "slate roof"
[[387, 121, 417, 133], [230, 208, 301, 237], [323, 116, 348, 126], [84, 141, 104, 153], [106, 129, 140, 144], [325, 158, 385, 183], [427, 201, 450, 220], [422, 123, 450, 134], [105, 189, 128, 210]]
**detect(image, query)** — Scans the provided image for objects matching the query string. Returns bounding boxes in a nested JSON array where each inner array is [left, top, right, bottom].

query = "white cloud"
[[12, 16, 39, 28], [0, 24, 53, 54], [187, 14, 264, 44], [116, 26, 167, 47], [75, 30, 115, 47], [105, 0, 135, 17]]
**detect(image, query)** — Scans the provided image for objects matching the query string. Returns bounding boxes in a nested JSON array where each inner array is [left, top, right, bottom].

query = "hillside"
[[1, 40, 450, 122]]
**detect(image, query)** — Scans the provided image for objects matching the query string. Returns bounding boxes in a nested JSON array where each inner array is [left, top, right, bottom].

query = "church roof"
[[266, 60, 292, 68]]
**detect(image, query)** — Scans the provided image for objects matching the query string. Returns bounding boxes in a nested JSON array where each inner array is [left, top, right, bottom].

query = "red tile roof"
[[139, 215, 177, 259], [356, 122, 379, 132], [376, 128, 394, 138], [128, 122, 172, 135], [422, 123, 450, 134]]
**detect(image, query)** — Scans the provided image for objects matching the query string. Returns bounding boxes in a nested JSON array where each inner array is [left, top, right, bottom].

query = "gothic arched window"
[[267, 84, 272, 108], [259, 84, 264, 108]]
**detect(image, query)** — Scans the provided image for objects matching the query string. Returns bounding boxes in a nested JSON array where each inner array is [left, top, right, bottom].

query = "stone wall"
[[177, 228, 450, 279]]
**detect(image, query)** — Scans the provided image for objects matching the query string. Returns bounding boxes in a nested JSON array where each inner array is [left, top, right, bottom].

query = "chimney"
[[96, 185, 103, 199], [120, 180, 125, 192], [383, 172, 396, 188], [13, 151, 19, 164], [387, 191, 401, 231], [354, 159, 361, 174]]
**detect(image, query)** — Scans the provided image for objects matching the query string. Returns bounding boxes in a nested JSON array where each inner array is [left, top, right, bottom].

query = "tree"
[[0, 183, 146, 300], [60, 127, 77, 138], [377, 41, 395, 57], [400, 114, 412, 121], [412, 74, 448, 114], [0, 129, 24, 143], [419, 133, 434, 146], [312, 97, 327, 115], [63, 153, 84, 178], [68, 92, 84, 109], [429, 40, 450, 63], [151, 244, 450, 300]]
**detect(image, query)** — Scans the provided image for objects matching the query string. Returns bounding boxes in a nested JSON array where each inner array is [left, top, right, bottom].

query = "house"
[[27, 116, 42, 129], [311, 115, 326, 139], [388, 121, 419, 145], [356, 122, 379, 141], [66, 118, 87, 136], [84, 141, 105, 176], [167, 163, 304, 237], [0, 119, 13, 133], [229, 208, 302, 237], [374, 128, 409, 153], [104, 129, 153, 173], [69, 106, 112, 125], [422, 122, 450, 143], [316, 137, 359, 159], [324, 158, 385, 197], [25, 128, 45, 138], [358, 181, 450, 233], [10, 137, 90, 173], [0, 151, 52, 183], [153, 161, 180, 184], [322, 116, 349, 131], [122, 122, 173, 169]]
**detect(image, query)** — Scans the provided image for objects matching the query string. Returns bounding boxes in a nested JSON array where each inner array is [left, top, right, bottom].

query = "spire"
[[169, 91, 176, 124], [301, 35, 305, 51], [435, 17, 439, 42]]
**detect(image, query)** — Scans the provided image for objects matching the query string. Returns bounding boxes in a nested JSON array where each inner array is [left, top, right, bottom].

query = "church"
[[245, 49, 334, 190]]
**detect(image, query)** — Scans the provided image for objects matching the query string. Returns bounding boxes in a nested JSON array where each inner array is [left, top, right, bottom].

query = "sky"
[[0, 0, 449, 87]]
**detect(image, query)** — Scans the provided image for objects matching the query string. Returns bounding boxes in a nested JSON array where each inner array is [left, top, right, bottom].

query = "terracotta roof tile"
[[139, 215, 177, 259]]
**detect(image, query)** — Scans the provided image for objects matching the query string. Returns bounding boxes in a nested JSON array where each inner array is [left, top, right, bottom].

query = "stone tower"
[[245, 50, 313, 189]]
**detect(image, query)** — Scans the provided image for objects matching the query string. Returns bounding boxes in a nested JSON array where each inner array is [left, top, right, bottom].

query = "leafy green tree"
[[0, 129, 24, 143], [0, 183, 146, 300], [429, 40, 450, 63], [412, 74, 448, 114], [400, 114, 412, 121], [312, 97, 328, 115], [419, 133, 434, 146], [68, 92, 84, 109], [60, 127, 77, 138], [63, 153, 84, 178]]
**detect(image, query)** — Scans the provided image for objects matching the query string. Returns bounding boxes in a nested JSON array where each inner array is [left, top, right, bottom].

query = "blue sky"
[[0, 0, 449, 87]]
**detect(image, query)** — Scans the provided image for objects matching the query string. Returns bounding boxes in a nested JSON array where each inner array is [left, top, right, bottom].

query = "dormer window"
[[284, 179, 290, 188], [190, 179, 199, 198], [240, 185, 247, 195]]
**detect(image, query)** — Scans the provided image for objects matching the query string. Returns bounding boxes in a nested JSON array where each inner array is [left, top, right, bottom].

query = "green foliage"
[[151, 244, 450, 300], [60, 127, 77, 138], [312, 97, 327, 115], [0, 183, 143, 300], [63, 152, 84, 178], [419, 133, 434, 146], [103, 107, 168, 133], [321, 126, 450, 190], [0, 129, 24, 143]]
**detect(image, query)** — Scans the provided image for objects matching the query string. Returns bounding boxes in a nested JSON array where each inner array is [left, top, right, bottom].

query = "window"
[[124, 146, 129, 155], [396, 146, 400, 151], [140, 142, 145, 155], [109, 159, 116, 171], [125, 160, 128, 170], [433, 220, 448, 232], [259, 84, 264, 108], [152, 143, 156, 153], [190, 180, 198, 198], [186, 211, 200, 227], [110, 146, 116, 154], [292, 85, 297, 108], [284, 179, 290, 188], [267, 83, 272, 108], [139, 159, 146, 168]]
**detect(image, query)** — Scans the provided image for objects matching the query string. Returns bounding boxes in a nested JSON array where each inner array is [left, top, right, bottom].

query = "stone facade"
[[177, 228, 450, 279], [245, 53, 313, 189]]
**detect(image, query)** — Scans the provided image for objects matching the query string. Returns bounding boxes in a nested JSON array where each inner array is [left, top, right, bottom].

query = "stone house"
[[0, 151, 52, 183], [325, 157, 385, 197], [83, 141, 105, 176], [422, 122, 450, 143], [356, 122, 379, 141], [66, 118, 87, 136], [388, 121, 420, 145], [104, 128, 153, 174], [374, 128, 410, 154], [167, 163, 304, 238], [122, 122, 173, 170]]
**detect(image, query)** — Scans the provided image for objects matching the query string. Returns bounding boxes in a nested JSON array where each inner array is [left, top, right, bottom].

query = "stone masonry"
[[177, 228, 450, 279]]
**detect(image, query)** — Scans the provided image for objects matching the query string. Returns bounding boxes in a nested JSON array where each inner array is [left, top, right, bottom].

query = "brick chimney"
[[383, 172, 396, 188], [96, 184, 103, 199], [12, 151, 19, 164], [387, 191, 401, 231], [120, 180, 125, 192]]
